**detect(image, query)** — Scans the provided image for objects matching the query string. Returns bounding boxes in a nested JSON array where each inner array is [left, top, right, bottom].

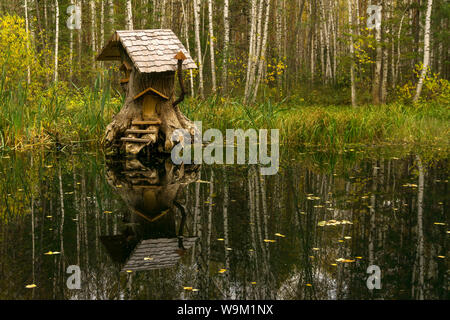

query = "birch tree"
[[126, 0, 134, 30], [413, 0, 433, 103], [252, 0, 271, 103], [207, 0, 217, 93], [193, 0, 204, 98], [24, 0, 31, 84], [372, 5, 382, 105], [244, 0, 258, 103], [348, 0, 356, 106], [54, 0, 59, 83], [222, 0, 230, 92]]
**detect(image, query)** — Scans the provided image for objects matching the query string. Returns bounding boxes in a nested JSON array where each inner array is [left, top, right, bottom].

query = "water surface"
[[0, 147, 448, 299]]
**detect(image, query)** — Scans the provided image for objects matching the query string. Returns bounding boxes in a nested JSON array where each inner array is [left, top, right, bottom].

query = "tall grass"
[[0, 68, 121, 150], [181, 97, 450, 150]]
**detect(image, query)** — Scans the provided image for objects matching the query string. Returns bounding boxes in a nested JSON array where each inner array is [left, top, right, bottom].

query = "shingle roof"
[[121, 237, 197, 272], [96, 29, 197, 73]]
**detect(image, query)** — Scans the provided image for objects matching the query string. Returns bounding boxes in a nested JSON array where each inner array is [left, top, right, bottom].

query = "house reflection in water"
[[101, 158, 200, 272]]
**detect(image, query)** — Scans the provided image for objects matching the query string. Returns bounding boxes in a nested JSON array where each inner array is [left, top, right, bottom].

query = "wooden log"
[[125, 129, 158, 134], [131, 119, 162, 125], [121, 137, 152, 143]]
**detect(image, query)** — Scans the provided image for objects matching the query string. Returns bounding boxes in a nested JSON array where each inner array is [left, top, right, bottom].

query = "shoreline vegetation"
[[0, 81, 448, 155]]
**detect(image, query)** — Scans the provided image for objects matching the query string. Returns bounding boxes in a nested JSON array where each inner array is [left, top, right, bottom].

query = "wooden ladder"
[[121, 118, 161, 144]]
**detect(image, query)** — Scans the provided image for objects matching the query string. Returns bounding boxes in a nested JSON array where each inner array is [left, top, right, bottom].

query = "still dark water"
[[0, 147, 448, 300]]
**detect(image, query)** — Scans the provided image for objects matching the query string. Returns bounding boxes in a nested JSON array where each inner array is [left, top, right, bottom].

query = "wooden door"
[[142, 95, 157, 119]]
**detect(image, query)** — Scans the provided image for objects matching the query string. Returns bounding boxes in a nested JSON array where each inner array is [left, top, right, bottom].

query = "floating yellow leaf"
[[251, 282, 257, 285], [192, 289, 199, 292], [331, 263, 337, 266], [104, 210, 112, 214], [344, 236, 352, 240], [44, 251, 60, 255], [434, 222, 446, 225], [312, 248, 319, 251], [274, 233, 285, 237], [144, 257, 153, 261], [183, 287, 193, 291], [356, 256, 363, 259], [263, 239, 276, 243], [126, 270, 133, 273], [226, 247, 232, 251], [218, 269, 227, 273], [306, 284, 312, 287], [217, 238, 225, 241], [437, 256, 445, 259], [25, 284, 37, 289]]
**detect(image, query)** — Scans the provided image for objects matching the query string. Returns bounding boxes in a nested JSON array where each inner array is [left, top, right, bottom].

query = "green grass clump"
[[181, 97, 449, 151]]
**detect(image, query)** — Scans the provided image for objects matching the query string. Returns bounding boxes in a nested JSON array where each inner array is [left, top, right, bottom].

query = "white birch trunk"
[[193, 0, 204, 98], [348, 0, 356, 107], [244, 0, 258, 103], [24, 0, 31, 84], [54, 0, 59, 83], [252, 0, 271, 102], [207, 0, 217, 93], [222, 0, 230, 91], [413, 0, 433, 103], [181, 1, 195, 96], [126, 0, 134, 30]]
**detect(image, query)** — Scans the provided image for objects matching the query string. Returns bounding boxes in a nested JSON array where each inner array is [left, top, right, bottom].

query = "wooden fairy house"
[[96, 30, 197, 155], [101, 158, 200, 272]]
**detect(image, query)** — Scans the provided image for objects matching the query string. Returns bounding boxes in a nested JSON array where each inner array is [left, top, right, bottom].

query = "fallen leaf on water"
[[218, 269, 227, 274], [217, 238, 225, 241], [251, 282, 257, 285], [402, 183, 418, 188], [338, 240, 344, 243], [226, 247, 232, 251], [25, 284, 37, 289], [331, 264, 337, 266], [312, 248, 319, 251], [306, 284, 312, 287], [437, 256, 445, 259], [263, 239, 276, 243], [183, 287, 193, 291], [336, 258, 355, 263], [44, 251, 60, 255], [274, 233, 285, 237], [434, 222, 446, 225], [344, 236, 352, 240], [46, 216, 52, 218], [126, 270, 133, 273], [144, 257, 153, 261], [192, 289, 199, 292], [356, 256, 363, 259], [104, 210, 112, 214]]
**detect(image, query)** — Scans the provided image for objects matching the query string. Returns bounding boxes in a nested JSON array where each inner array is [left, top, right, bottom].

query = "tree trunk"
[[193, 0, 204, 98], [348, 0, 356, 107], [413, 0, 433, 103], [207, 0, 217, 93], [222, 0, 230, 92], [54, 0, 59, 83], [126, 0, 134, 30]]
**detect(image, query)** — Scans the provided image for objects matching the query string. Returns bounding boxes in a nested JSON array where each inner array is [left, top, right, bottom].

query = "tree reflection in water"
[[0, 150, 447, 300]]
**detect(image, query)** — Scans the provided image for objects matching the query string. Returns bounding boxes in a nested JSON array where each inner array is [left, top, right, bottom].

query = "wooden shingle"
[[121, 237, 197, 272], [97, 29, 197, 73]]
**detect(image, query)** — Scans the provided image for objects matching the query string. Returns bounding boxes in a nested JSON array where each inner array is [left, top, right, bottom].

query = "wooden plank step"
[[125, 129, 157, 134], [121, 137, 152, 143], [132, 119, 161, 125]]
